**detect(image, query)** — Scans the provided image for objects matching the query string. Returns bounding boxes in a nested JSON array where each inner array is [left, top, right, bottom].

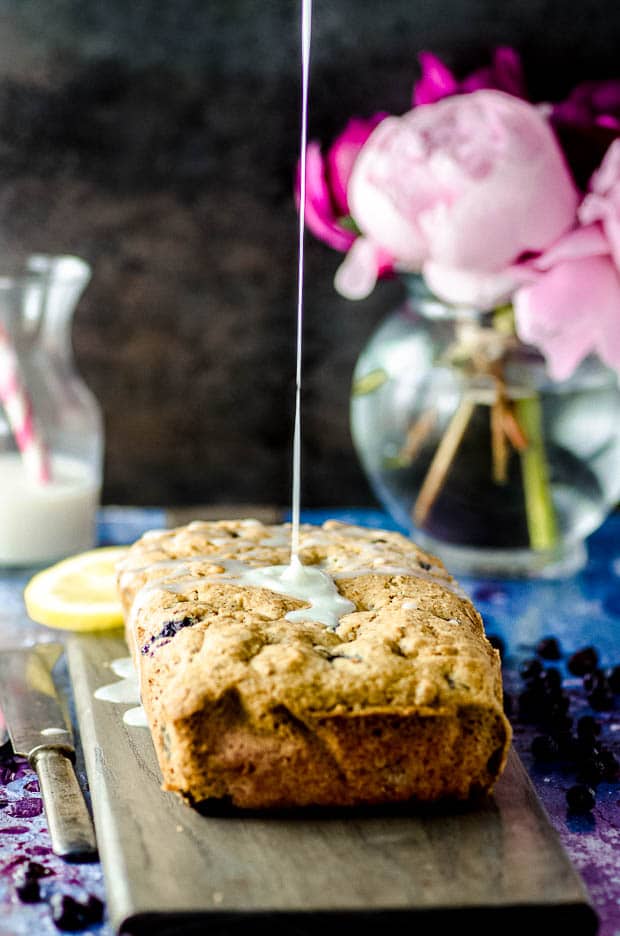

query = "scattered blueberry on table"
[[536, 636, 562, 660], [49, 893, 104, 932], [491, 632, 620, 815]]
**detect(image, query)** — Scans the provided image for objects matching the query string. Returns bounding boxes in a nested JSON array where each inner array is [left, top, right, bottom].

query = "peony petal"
[[532, 224, 609, 269], [596, 114, 620, 132], [587, 138, 620, 193], [590, 80, 620, 113], [422, 261, 531, 310], [579, 140, 620, 269], [297, 142, 356, 253], [514, 255, 620, 380], [347, 116, 430, 267], [461, 48, 527, 98], [413, 93, 578, 272], [553, 80, 620, 131], [413, 52, 458, 106], [490, 47, 528, 98], [551, 99, 591, 130], [347, 91, 578, 296], [326, 115, 387, 216], [334, 237, 387, 300]]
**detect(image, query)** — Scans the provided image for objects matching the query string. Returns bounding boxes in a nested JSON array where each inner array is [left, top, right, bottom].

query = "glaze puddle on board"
[[94, 657, 146, 728]]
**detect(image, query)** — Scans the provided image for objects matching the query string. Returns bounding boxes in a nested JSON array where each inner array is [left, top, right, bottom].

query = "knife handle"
[[31, 748, 98, 861]]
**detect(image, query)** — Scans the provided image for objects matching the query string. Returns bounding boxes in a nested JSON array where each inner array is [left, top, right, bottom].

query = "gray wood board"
[[67, 633, 598, 936]]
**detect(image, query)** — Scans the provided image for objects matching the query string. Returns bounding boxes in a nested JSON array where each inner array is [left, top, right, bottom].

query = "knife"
[[0, 642, 98, 861]]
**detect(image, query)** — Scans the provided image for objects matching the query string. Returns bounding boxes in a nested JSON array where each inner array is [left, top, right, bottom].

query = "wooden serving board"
[[67, 633, 598, 936]]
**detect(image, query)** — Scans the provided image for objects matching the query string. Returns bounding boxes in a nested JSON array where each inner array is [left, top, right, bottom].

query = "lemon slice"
[[24, 546, 128, 632]]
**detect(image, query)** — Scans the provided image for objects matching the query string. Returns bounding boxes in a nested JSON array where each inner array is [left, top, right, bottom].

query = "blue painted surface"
[[1, 506, 619, 935]]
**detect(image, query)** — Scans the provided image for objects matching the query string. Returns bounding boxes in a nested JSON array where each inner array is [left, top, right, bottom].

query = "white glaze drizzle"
[[123, 706, 149, 727], [290, 0, 312, 562], [159, 556, 355, 631], [119, 520, 459, 644], [227, 555, 354, 630], [94, 656, 147, 728], [111, 656, 134, 679]]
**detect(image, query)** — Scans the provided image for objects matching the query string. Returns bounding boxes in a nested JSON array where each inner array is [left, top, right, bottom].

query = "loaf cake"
[[116, 518, 512, 809]]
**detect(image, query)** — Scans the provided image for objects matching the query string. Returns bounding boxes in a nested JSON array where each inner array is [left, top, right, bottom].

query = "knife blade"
[[0, 642, 98, 861]]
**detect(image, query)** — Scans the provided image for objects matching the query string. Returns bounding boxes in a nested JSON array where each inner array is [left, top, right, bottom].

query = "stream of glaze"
[[95, 0, 360, 725], [290, 0, 312, 563]]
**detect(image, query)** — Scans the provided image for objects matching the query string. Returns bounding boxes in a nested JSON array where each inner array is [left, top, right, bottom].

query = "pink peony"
[[413, 47, 527, 107], [336, 90, 579, 305], [552, 80, 620, 135], [296, 114, 387, 253], [579, 139, 620, 268], [551, 80, 620, 188], [514, 226, 620, 380], [514, 140, 620, 380]]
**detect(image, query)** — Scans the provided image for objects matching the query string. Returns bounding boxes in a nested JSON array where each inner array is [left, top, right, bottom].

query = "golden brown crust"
[[117, 519, 512, 808]]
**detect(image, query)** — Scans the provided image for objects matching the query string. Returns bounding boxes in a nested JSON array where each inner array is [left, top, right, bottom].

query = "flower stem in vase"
[[396, 407, 438, 467], [514, 394, 559, 551], [490, 385, 509, 485], [413, 395, 476, 528]]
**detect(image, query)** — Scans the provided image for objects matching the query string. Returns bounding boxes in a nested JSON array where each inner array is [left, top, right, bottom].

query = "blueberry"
[[555, 731, 580, 762], [566, 783, 596, 813], [573, 735, 600, 764], [576, 715, 602, 741], [531, 735, 559, 762], [536, 636, 562, 660], [26, 861, 52, 879], [519, 657, 543, 681], [576, 754, 607, 786], [544, 710, 572, 737], [83, 895, 104, 923], [544, 692, 570, 716], [597, 748, 619, 782], [13, 859, 53, 901], [542, 667, 563, 694], [49, 894, 89, 931], [518, 687, 544, 723], [140, 615, 197, 654], [583, 669, 607, 692], [588, 686, 615, 711], [608, 664, 620, 693], [567, 646, 599, 676], [16, 861, 50, 883], [49, 892, 104, 930], [15, 877, 41, 903]]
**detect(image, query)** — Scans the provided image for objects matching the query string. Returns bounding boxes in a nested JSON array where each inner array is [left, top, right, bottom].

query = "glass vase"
[[0, 254, 103, 567], [350, 276, 620, 579]]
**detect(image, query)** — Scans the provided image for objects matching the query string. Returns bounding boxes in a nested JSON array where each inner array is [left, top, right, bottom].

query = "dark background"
[[1, 0, 618, 508]]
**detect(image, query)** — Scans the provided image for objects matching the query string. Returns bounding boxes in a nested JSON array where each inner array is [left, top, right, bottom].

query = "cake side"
[[117, 519, 512, 808]]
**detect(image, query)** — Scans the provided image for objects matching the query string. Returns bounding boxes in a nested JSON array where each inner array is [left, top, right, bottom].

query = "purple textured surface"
[[1, 506, 619, 935], [0, 751, 108, 935]]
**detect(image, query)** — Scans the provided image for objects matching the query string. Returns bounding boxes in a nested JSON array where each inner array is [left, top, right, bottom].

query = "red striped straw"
[[0, 323, 51, 484]]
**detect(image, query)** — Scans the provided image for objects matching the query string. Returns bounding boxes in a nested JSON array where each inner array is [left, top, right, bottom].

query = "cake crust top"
[[117, 519, 505, 726]]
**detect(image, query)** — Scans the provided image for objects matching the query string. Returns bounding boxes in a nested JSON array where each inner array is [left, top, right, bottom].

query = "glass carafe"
[[0, 254, 103, 566]]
